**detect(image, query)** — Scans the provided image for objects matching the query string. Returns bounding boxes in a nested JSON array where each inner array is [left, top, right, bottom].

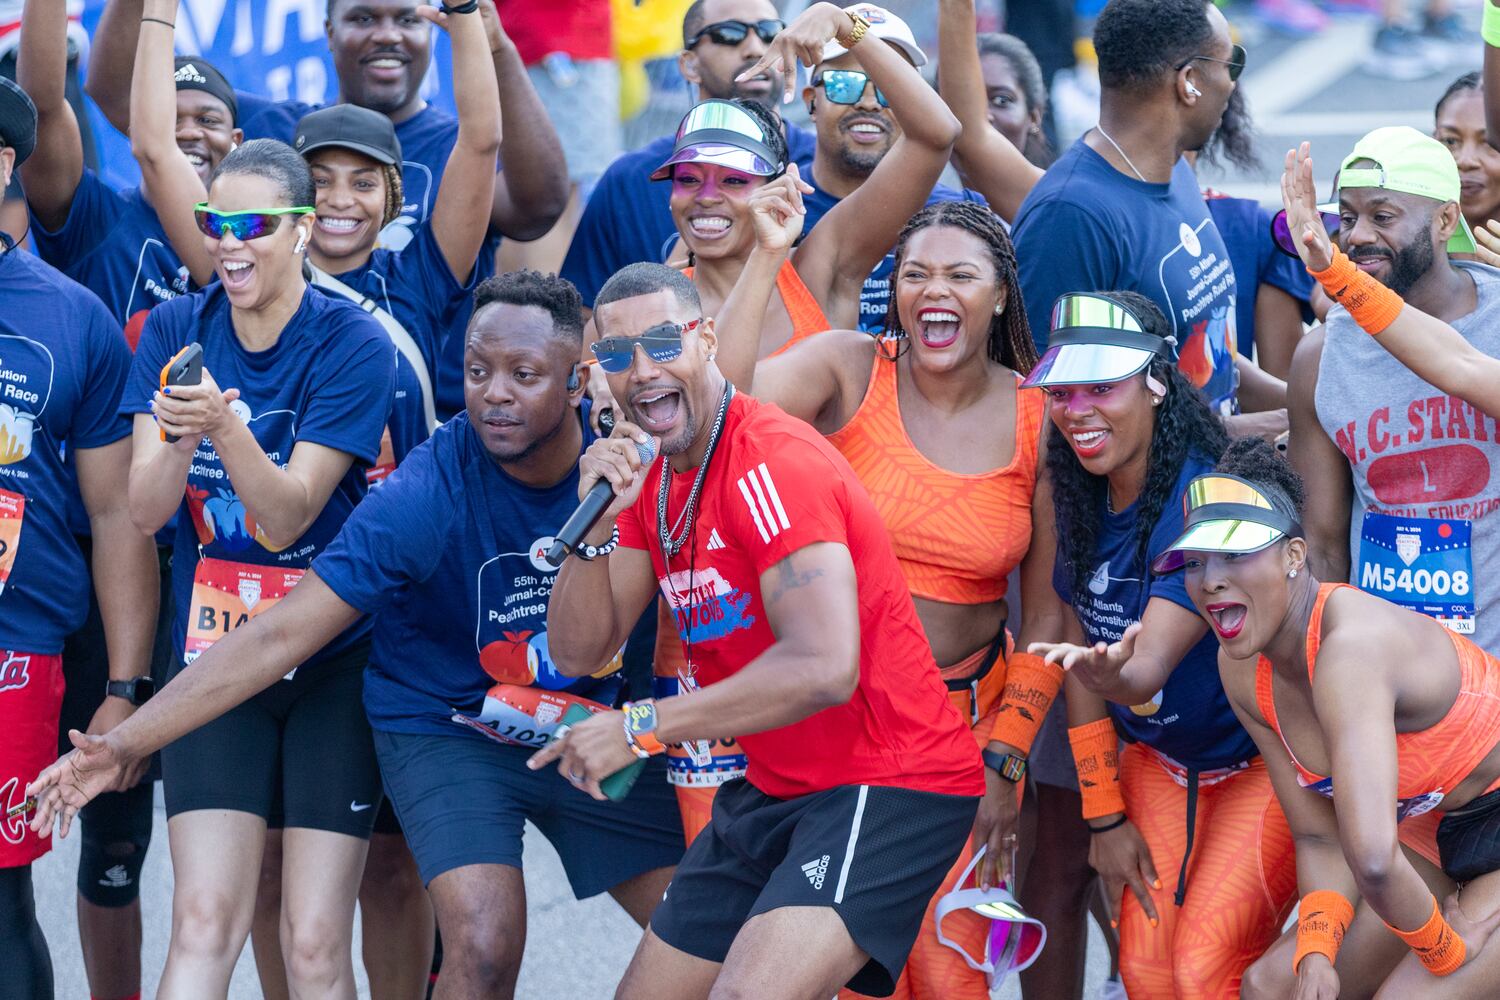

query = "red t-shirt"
[[617, 393, 984, 799], [496, 0, 613, 65]]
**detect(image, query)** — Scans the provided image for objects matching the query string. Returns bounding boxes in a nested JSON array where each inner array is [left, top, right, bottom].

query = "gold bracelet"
[[840, 7, 871, 48]]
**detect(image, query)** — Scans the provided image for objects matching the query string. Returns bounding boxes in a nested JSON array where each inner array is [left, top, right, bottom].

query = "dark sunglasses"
[[194, 203, 314, 241], [812, 69, 889, 108], [1176, 43, 1247, 83], [1270, 207, 1340, 258], [590, 319, 702, 374], [687, 18, 783, 48]]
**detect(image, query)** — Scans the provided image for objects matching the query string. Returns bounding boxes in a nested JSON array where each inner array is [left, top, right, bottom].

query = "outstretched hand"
[[1029, 622, 1141, 695], [1280, 142, 1334, 272], [736, 2, 850, 104], [26, 729, 132, 840], [747, 163, 814, 256]]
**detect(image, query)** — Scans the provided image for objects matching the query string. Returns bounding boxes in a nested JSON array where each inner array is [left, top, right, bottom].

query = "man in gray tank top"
[[1288, 126, 1500, 652]]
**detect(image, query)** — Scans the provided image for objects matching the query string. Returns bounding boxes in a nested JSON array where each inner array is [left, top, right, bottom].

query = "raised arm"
[[29, 571, 361, 837], [936, 0, 1041, 222], [131, 0, 216, 285], [16, 0, 85, 230], [1487, 1, 1500, 152], [1031, 595, 1210, 706], [741, 3, 961, 310], [426, 2, 501, 281], [479, 0, 568, 240], [84, 0, 143, 134]]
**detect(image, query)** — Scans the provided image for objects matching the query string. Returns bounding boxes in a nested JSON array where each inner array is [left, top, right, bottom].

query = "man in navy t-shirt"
[[86, 0, 568, 250], [1012, 0, 1286, 434], [29, 271, 683, 997]]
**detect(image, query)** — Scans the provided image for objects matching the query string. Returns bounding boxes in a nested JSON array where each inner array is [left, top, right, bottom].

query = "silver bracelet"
[[572, 525, 619, 562]]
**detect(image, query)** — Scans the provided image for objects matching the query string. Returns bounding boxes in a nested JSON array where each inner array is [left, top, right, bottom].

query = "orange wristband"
[[1293, 890, 1354, 974], [1068, 719, 1125, 820], [990, 652, 1064, 755], [1387, 896, 1467, 976], [1309, 246, 1404, 335]]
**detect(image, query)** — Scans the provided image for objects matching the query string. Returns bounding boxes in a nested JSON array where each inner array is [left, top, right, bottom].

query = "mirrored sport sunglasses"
[[813, 69, 889, 108], [193, 203, 315, 241], [1270, 203, 1340, 258], [687, 18, 784, 48], [590, 319, 703, 374], [1176, 42, 1247, 82]]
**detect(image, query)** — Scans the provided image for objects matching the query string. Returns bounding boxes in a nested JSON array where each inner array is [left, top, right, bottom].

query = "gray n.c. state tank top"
[[1315, 260, 1500, 652]]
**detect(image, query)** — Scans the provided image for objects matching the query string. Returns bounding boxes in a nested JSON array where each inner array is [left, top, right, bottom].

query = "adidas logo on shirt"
[[174, 63, 208, 85], [736, 463, 791, 543], [802, 854, 830, 890], [706, 528, 727, 551]]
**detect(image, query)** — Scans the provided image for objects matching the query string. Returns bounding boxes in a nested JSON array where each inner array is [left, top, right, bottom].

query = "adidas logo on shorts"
[[802, 854, 830, 890]]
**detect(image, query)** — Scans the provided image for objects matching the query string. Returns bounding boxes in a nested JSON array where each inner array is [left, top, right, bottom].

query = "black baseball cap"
[[0, 77, 37, 166], [293, 104, 402, 166], [173, 57, 238, 126]]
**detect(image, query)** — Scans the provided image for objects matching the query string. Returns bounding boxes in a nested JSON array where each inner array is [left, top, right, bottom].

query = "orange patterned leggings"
[[1116, 744, 1298, 999]]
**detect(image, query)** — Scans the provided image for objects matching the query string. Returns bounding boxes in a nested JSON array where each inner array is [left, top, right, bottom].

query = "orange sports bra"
[[825, 355, 1045, 605], [684, 261, 830, 355], [1255, 583, 1500, 820]]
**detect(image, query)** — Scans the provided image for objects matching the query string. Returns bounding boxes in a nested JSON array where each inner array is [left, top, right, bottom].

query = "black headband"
[[174, 57, 239, 127]]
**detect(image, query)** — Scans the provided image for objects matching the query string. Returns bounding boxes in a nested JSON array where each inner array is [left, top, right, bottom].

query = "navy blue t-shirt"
[[329, 224, 473, 477], [313, 412, 624, 734], [0, 245, 134, 653], [27, 171, 194, 340], [121, 285, 395, 668], [1052, 453, 1256, 770], [1014, 142, 1240, 417], [560, 125, 818, 307], [1203, 194, 1314, 361]]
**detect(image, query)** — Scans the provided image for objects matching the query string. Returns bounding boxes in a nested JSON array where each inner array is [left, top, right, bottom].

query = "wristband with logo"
[[622, 699, 666, 759], [1308, 246, 1404, 336], [990, 651, 1063, 755], [1387, 895, 1466, 976], [1292, 890, 1354, 974], [1068, 719, 1126, 820]]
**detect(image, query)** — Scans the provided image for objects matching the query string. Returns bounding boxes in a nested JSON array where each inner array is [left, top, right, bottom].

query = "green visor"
[[1021, 293, 1175, 389], [1152, 474, 1302, 574]]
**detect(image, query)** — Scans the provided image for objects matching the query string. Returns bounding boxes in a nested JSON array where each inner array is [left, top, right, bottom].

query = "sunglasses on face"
[[590, 319, 703, 374], [1176, 42, 1247, 83], [813, 69, 889, 108], [193, 204, 315, 241], [687, 18, 783, 48]]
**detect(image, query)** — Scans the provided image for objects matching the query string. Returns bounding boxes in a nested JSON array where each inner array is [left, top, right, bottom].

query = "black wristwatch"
[[106, 677, 156, 706], [982, 748, 1027, 783]]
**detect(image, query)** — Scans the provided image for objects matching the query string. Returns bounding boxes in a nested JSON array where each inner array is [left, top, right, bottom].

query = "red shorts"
[[0, 650, 64, 868]]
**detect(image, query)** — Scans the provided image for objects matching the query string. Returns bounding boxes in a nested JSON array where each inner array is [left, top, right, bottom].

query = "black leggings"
[[0, 865, 53, 1000]]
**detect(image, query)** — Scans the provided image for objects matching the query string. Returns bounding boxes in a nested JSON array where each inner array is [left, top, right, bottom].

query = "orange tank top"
[[1255, 582, 1500, 819], [684, 261, 830, 354], [824, 355, 1046, 605]]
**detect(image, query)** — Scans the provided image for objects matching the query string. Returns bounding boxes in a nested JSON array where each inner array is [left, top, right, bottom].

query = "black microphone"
[[546, 437, 658, 567]]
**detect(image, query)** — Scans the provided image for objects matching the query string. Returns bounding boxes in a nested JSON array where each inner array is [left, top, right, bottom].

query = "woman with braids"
[[1027, 291, 1298, 999], [1151, 438, 1500, 997], [712, 181, 1068, 1000]]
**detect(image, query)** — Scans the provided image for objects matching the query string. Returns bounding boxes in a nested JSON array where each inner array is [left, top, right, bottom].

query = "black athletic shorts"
[[650, 778, 979, 997], [161, 641, 383, 838], [1438, 786, 1500, 883]]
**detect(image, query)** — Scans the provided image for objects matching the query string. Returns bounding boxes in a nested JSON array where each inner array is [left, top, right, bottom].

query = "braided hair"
[[379, 162, 405, 229], [1046, 290, 1229, 611], [880, 201, 1039, 374]]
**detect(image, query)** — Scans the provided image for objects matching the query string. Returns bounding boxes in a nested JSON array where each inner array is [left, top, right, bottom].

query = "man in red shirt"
[[532, 261, 984, 998]]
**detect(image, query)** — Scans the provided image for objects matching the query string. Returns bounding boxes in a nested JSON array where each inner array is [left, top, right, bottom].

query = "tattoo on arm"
[[767, 558, 826, 604]]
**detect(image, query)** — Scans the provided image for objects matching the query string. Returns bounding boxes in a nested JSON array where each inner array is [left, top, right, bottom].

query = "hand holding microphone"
[[545, 422, 659, 566]]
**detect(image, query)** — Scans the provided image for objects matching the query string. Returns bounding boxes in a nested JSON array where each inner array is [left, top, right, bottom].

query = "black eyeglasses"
[[1175, 43, 1247, 82], [687, 18, 783, 49]]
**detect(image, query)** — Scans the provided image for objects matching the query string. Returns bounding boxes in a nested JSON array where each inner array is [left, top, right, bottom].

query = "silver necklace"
[[657, 382, 734, 558], [1094, 124, 1147, 182]]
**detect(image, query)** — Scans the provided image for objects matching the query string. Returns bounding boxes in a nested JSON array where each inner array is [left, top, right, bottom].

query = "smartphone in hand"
[[158, 343, 204, 443]]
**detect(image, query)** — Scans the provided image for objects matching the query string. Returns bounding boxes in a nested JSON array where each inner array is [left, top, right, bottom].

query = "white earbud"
[[1186, 82, 1202, 98], [230, 141, 239, 152], [292, 231, 308, 255]]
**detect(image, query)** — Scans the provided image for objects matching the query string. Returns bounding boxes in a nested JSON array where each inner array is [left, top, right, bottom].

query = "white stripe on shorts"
[[833, 785, 868, 904]]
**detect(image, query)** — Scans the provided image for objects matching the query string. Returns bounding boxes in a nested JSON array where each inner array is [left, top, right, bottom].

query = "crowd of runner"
[[4, 0, 1500, 998]]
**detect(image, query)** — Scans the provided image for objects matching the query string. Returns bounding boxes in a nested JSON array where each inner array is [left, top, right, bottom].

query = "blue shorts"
[[374, 727, 685, 895]]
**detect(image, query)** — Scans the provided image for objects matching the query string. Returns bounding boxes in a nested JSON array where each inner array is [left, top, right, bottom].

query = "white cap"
[[820, 4, 928, 68]]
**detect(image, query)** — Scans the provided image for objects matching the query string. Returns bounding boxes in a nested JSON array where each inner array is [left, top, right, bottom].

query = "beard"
[[658, 399, 699, 457], [1351, 225, 1435, 296]]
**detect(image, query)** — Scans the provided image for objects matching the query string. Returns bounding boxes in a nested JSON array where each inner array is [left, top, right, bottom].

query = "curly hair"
[[1047, 290, 1229, 610], [1199, 87, 1259, 172], [1212, 436, 1305, 519], [473, 269, 584, 345], [880, 201, 1040, 374], [1094, 0, 1215, 91]]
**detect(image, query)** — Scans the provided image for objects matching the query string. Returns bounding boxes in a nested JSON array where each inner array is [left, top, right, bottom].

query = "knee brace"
[[76, 783, 153, 908]]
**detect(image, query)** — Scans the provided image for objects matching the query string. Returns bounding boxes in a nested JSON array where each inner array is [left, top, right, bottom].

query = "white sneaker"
[[1094, 977, 1128, 1000]]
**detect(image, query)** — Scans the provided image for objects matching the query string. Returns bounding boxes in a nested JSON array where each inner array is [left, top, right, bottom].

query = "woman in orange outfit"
[[709, 173, 1067, 999], [1153, 437, 1500, 997]]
